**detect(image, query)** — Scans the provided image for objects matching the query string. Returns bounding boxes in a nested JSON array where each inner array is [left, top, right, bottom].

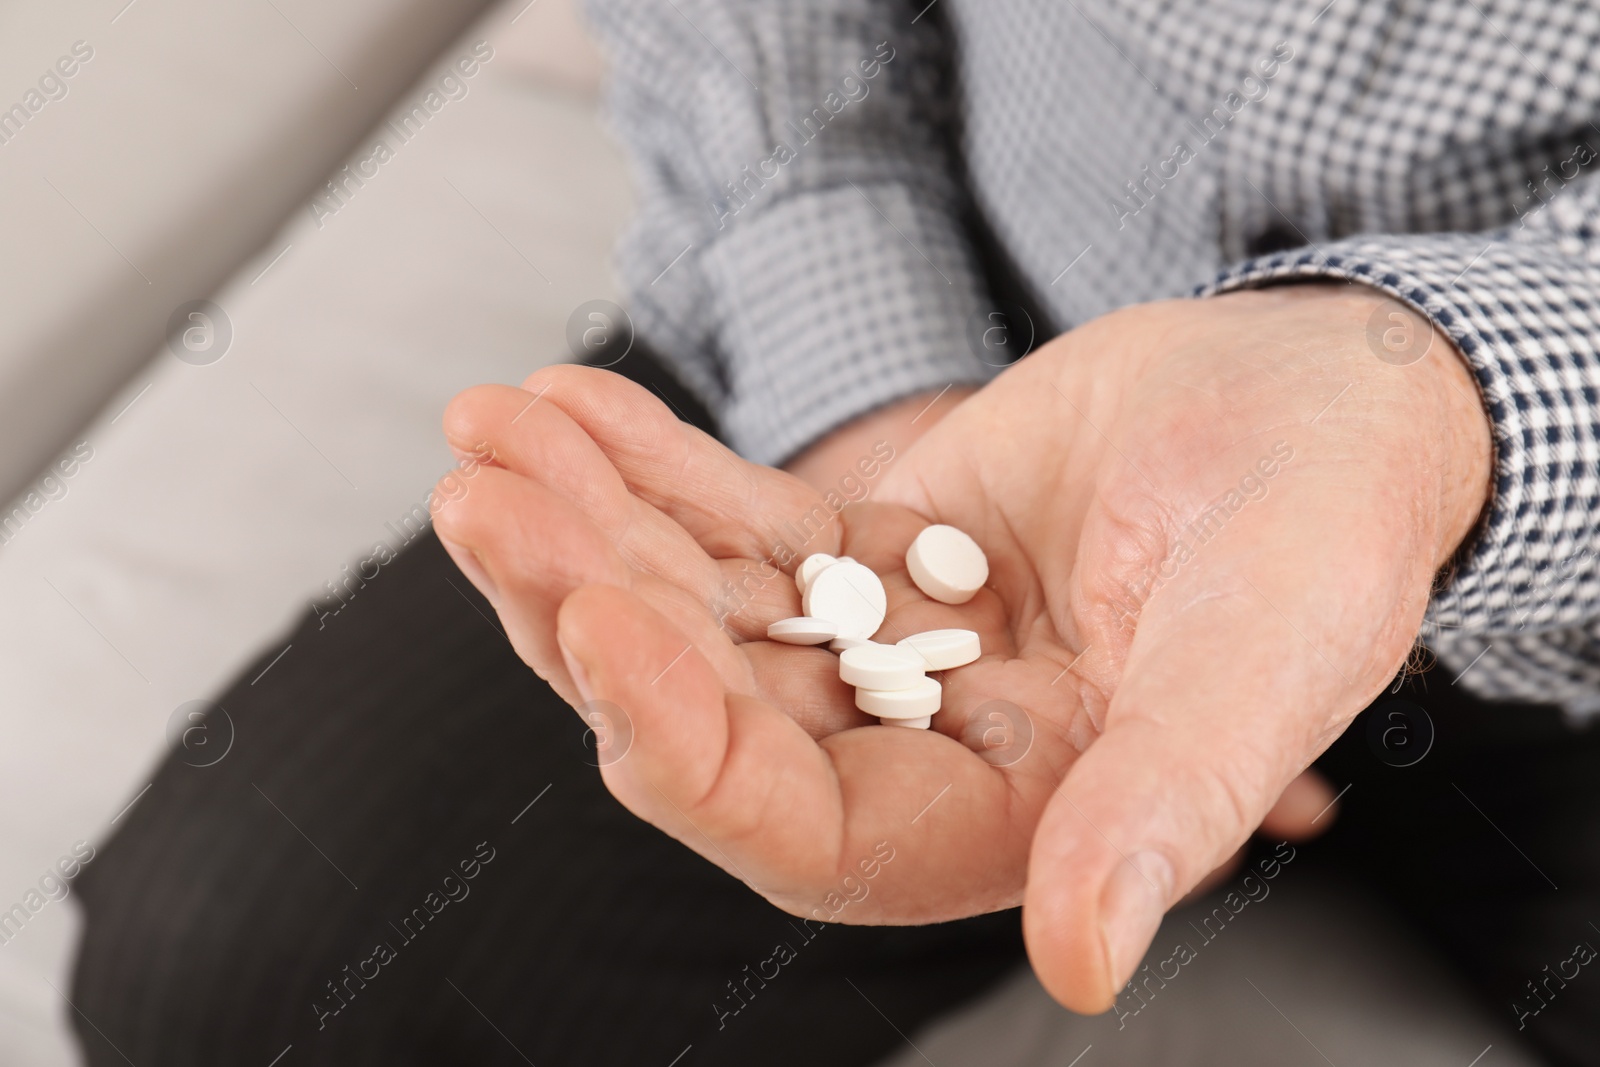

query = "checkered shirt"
[[584, 0, 1600, 714]]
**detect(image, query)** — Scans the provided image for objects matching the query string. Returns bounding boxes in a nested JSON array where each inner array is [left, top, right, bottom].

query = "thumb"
[[1022, 574, 1373, 1013]]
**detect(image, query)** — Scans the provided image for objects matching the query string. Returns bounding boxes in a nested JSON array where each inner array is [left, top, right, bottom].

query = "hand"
[[434, 283, 1491, 1012]]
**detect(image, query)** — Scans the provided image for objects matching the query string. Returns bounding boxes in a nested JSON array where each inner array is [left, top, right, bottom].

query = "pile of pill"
[[765, 524, 988, 729]]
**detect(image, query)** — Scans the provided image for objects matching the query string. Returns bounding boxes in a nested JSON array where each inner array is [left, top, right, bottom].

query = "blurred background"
[[0, 0, 622, 1060]]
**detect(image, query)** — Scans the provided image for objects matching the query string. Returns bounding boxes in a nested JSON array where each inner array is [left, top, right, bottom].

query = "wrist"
[[1340, 283, 1493, 568], [1220, 282, 1494, 570], [1425, 325, 1495, 568], [784, 386, 977, 491]]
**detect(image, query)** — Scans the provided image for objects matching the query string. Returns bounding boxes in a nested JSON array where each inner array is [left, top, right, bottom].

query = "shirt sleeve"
[[1200, 167, 1600, 714], [582, 0, 1002, 466]]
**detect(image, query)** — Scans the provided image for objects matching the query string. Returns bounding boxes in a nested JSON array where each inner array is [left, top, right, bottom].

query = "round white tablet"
[[855, 676, 942, 719], [897, 629, 982, 671], [795, 553, 838, 595], [803, 560, 887, 640], [882, 715, 932, 730], [838, 643, 926, 690], [766, 616, 839, 645], [906, 525, 988, 605], [829, 636, 871, 653]]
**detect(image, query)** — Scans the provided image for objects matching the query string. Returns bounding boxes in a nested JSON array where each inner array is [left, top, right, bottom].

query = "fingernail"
[[558, 637, 595, 704], [439, 537, 498, 604], [1099, 850, 1174, 991]]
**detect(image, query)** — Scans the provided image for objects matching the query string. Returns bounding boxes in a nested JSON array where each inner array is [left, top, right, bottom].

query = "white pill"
[[839, 643, 926, 690], [795, 553, 838, 595], [897, 629, 981, 670], [906, 525, 988, 605], [855, 676, 942, 719], [882, 716, 932, 730], [803, 560, 887, 640], [766, 616, 839, 645]]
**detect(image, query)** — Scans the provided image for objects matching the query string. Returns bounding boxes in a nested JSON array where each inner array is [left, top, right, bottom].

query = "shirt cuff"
[[702, 183, 1002, 466], [1198, 233, 1600, 640]]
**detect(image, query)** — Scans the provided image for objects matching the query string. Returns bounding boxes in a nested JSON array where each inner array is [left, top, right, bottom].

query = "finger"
[[556, 583, 845, 903], [444, 383, 713, 575], [432, 465, 621, 696], [742, 642, 877, 737], [558, 584, 1039, 921], [1260, 768, 1339, 841], [1176, 770, 1333, 907], [1179, 846, 1245, 903], [446, 384, 797, 638], [1115, 770, 1333, 909], [1023, 569, 1380, 1013], [519, 365, 843, 563], [433, 465, 751, 699]]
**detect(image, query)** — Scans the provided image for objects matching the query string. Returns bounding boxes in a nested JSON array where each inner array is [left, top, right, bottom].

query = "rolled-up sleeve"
[[584, 0, 1000, 465]]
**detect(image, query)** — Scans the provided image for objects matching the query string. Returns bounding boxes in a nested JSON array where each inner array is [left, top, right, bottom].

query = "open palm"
[[435, 285, 1491, 1011]]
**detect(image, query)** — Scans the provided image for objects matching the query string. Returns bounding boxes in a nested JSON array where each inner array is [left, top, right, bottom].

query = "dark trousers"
[[69, 360, 1600, 1067], [70, 526, 1026, 1067], [1317, 677, 1600, 1064]]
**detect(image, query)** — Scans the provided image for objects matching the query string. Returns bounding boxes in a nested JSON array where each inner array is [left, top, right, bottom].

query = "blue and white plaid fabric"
[[584, 0, 1600, 714]]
